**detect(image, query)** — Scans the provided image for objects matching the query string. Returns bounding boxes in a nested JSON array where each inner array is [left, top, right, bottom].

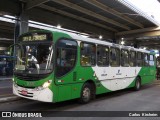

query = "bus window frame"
[[97, 45, 109, 67], [110, 47, 120, 67], [129, 50, 137, 67], [149, 54, 155, 67], [121, 49, 129, 67], [143, 53, 149, 67], [80, 42, 96, 67], [137, 52, 143, 67]]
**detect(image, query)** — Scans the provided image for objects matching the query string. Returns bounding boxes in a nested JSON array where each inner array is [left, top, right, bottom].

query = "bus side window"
[[80, 42, 96, 66], [129, 51, 136, 67], [110, 47, 120, 67], [121, 49, 129, 67], [144, 53, 149, 67], [97, 45, 109, 66], [149, 54, 155, 66], [137, 52, 143, 67]]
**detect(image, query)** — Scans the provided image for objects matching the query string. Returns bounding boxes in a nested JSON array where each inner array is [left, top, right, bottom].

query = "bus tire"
[[134, 77, 141, 91], [79, 83, 92, 104]]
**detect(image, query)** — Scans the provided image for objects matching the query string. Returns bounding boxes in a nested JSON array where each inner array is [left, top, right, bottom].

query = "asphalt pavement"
[[0, 80, 160, 120], [1, 76, 160, 120], [0, 76, 20, 103]]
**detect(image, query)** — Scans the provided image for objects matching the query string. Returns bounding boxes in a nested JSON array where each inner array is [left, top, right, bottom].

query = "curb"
[[0, 96, 21, 103]]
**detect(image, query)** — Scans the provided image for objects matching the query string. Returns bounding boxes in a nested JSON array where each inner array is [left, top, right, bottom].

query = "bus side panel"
[[139, 67, 156, 85], [77, 67, 112, 95], [56, 83, 84, 102], [96, 81, 112, 94], [58, 85, 72, 102], [71, 83, 83, 99]]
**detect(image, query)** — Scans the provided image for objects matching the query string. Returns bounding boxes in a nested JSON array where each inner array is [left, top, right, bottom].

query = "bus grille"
[[18, 90, 33, 97]]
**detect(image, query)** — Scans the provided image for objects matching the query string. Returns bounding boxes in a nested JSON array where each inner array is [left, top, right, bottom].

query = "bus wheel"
[[134, 77, 141, 91], [79, 83, 92, 104]]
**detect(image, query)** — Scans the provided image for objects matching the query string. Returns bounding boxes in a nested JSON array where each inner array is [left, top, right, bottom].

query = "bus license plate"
[[21, 90, 28, 95]]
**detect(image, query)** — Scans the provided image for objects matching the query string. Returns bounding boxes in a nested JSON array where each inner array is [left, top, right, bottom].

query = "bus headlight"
[[42, 80, 52, 88]]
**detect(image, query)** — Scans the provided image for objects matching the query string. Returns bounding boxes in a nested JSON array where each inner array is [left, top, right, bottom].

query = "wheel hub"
[[83, 87, 90, 99]]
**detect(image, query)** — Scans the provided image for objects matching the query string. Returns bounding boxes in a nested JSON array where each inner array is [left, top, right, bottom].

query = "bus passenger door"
[[55, 39, 78, 102]]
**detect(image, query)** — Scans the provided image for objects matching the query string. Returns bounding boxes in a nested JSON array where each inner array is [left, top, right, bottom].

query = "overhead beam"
[[0, 30, 14, 39], [116, 27, 160, 38], [51, 0, 130, 30], [84, 0, 144, 28], [117, 27, 160, 35], [138, 41, 160, 45], [0, 25, 13, 31], [40, 4, 117, 32], [0, 21, 14, 28], [119, 30, 160, 38], [28, 6, 114, 39], [25, 0, 49, 10]]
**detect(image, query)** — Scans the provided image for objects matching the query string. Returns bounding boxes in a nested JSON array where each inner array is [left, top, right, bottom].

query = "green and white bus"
[[12, 30, 156, 103]]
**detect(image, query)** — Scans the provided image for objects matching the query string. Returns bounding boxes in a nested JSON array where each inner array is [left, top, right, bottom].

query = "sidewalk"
[[0, 76, 12, 81], [0, 76, 20, 102], [0, 94, 20, 103]]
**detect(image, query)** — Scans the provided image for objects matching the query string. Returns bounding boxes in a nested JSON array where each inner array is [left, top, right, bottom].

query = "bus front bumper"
[[13, 84, 53, 102]]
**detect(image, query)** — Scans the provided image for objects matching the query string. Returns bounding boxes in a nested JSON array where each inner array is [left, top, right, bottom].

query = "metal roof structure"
[[0, 0, 160, 49]]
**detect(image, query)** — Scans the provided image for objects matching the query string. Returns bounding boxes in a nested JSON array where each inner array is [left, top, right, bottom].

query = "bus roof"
[[22, 30, 151, 54], [54, 30, 151, 54]]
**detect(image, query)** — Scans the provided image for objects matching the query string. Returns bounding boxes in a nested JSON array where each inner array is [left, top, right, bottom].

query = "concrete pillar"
[[112, 33, 117, 43], [13, 3, 29, 56], [19, 12, 29, 35], [14, 12, 29, 43], [133, 40, 140, 48], [14, 16, 20, 44], [14, 2, 29, 42]]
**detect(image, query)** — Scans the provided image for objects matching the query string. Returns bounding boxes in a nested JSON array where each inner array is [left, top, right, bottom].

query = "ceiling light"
[[121, 40, 125, 45], [99, 35, 103, 39], [57, 24, 61, 29]]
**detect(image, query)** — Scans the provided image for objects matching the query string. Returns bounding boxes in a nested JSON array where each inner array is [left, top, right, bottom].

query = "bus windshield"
[[14, 42, 53, 75]]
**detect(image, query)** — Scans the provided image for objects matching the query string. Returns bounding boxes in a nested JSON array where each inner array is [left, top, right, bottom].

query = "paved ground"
[[0, 80, 160, 120], [0, 77, 13, 97]]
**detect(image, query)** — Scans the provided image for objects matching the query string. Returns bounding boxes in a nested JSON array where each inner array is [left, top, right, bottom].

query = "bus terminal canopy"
[[0, 0, 160, 49], [0, 0, 158, 34]]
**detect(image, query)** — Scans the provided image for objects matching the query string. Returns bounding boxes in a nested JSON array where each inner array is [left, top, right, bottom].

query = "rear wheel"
[[79, 83, 92, 104], [134, 77, 141, 91]]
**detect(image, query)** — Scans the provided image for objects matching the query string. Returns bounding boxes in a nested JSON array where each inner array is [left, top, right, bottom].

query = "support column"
[[19, 12, 29, 35], [13, 2, 29, 55], [133, 43, 140, 48], [133, 39, 140, 48], [113, 33, 117, 44], [14, 16, 20, 44], [14, 2, 29, 43]]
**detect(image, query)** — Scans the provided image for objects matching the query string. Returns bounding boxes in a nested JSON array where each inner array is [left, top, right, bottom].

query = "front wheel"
[[79, 83, 92, 104], [134, 77, 141, 91]]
